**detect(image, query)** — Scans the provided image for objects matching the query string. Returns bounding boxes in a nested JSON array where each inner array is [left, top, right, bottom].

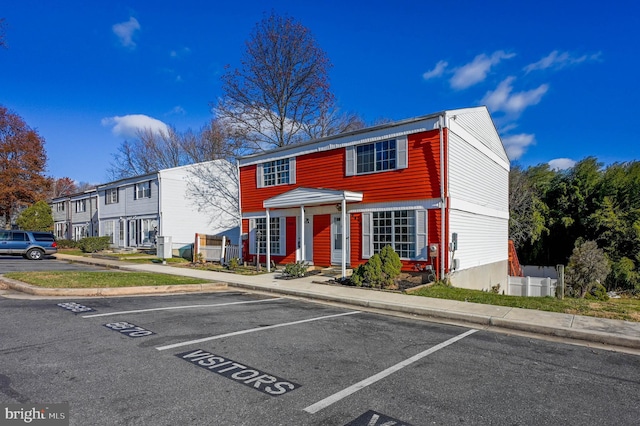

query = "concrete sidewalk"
[[3, 253, 640, 351]]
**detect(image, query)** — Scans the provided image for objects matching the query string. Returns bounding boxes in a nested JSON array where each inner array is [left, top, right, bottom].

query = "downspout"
[[266, 208, 271, 272], [439, 114, 446, 281], [236, 160, 243, 263], [157, 172, 162, 237], [341, 196, 347, 279]]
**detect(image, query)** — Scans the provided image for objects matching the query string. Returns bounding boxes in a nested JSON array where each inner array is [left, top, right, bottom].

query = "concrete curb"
[[223, 282, 640, 350], [0, 276, 227, 297]]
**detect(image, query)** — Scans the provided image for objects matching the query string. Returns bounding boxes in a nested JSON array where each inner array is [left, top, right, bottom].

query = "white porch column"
[[300, 205, 305, 262], [266, 208, 271, 272], [341, 197, 347, 279]]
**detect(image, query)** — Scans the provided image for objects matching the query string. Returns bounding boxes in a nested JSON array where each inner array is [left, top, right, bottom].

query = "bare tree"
[[50, 177, 78, 198], [302, 107, 366, 140], [215, 12, 334, 153]]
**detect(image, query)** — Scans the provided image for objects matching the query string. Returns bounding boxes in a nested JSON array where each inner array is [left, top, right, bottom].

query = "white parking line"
[[304, 328, 478, 414], [156, 311, 361, 351], [82, 298, 284, 318]]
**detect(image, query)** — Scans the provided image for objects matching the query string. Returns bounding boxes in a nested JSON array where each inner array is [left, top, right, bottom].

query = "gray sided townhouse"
[[51, 190, 99, 240]]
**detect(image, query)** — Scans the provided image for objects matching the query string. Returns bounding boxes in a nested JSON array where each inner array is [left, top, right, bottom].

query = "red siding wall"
[[240, 129, 442, 212], [313, 214, 331, 266]]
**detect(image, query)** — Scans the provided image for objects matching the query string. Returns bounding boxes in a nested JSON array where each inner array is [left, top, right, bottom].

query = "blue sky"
[[1, 1, 638, 184]]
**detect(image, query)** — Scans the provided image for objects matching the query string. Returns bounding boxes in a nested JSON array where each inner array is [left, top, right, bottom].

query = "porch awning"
[[263, 187, 363, 209]]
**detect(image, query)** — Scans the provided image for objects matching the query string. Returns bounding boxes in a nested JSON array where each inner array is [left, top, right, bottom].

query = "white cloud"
[[449, 51, 515, 90], [548, 158, 577, 170], [112, 17, 141, 48], [502, 133, 536, 160], [524, 50, 602, 73], [101, 114, 169, 139], [482, 77, 549, 116], [168, 106, 186, 116], [422, 60, 448, 80], [170, 47, 191, 58]]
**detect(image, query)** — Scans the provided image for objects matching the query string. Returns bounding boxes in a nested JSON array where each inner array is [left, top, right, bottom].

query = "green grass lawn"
[[410, 284, 640, 322], [3, 271, 209, 288]]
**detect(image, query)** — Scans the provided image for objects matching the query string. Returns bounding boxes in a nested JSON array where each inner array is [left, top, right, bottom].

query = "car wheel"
[[26, 249, 44, 260]]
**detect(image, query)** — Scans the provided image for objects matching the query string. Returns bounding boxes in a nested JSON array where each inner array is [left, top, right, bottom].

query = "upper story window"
[[75, 200, 86, 213], [257, 158, 296, 188], [56, 202, 65, 212], [346, 135, 408, 176], [105, 188, 118, 205], [134, 181, 152, 199]]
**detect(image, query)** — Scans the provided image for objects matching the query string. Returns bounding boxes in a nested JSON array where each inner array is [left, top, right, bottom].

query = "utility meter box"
[[429, 243, 439, 258], [157, 236, 172, 259]]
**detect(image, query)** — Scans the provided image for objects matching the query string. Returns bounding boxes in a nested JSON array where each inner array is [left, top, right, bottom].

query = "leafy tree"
[[215, 12, 334, 152], [0, 106, 50, 228], [16, 200, 53, 231], [565, 240, 610, 298]]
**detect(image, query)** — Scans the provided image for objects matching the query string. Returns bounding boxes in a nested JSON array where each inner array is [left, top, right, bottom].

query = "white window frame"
[[346, 135, 408, 176], [75, 200, 86, 213], [362, 209, 427, 260], [248, 217, 286, 256], [56, 202, 65, 212], [103, 220, 114, 244], [134, 181, 152, 200], [106, 188, 118, 204], [256, 158, 296, 188]]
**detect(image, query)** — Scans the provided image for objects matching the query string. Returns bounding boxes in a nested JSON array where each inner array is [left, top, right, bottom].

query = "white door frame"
[[331, 213, 349, 265]]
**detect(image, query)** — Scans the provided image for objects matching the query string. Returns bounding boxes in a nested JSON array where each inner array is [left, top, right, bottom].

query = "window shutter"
[[256, 164, 264, 188], [362, 212, 372, 259], [289, 157, 296, 185], [397, 135, 408, 170], [415, 209, 427, 259], [345, 146, 355, 176], [248, 219, 256, 254]]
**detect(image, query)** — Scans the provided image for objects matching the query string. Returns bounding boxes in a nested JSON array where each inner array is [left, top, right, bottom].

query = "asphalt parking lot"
[[0, 256, 107, 273], [1, 291, 639, 425]]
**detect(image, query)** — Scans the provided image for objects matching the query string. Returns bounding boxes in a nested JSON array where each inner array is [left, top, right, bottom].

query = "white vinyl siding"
[[346, 135, 408, 176], [449, 209, 508, 270], [448, 130, 509, 212]]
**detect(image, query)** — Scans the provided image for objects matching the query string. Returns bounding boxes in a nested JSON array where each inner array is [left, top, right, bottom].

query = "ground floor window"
[[250, 217, 284, 256], [55, 222, 67, 239], [363, 209, 426, 260], [372, 210, 416, 258], [103, 221, 114, 244]]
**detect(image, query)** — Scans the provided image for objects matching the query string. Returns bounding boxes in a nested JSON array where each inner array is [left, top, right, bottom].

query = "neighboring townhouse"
[[237, 106, 510, 290], [51, 189, 99, 240], [97, 160, 238, 252]]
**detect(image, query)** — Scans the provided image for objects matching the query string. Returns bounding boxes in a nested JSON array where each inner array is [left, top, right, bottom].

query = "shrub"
[[227, 257, 240, 270], [56, 239, 78, 249], [380, 245, 402, 287], [566, 240, 611, 298], [350, 247, 403, 289], [78, 236, 111, 253], [283, 261, 308, 278]]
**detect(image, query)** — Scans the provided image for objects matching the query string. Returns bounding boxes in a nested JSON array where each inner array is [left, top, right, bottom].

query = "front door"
[[331, 214, 349, 264], [297, 216, 314, 263]]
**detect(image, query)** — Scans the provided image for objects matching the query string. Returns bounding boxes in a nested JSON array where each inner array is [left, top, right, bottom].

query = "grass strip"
[[3, 271, 209, 288], [410, 284, 640, 322]]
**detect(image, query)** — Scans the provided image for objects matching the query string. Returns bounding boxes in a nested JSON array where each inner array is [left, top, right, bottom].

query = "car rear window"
[[32, 232, 55, 242]]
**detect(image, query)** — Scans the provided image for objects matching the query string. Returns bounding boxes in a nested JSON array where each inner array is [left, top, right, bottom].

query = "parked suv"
[[0, 230, 58, 260]]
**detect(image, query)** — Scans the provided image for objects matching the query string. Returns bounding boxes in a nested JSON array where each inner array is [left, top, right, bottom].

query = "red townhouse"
[[237, 106, 510, 290]]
